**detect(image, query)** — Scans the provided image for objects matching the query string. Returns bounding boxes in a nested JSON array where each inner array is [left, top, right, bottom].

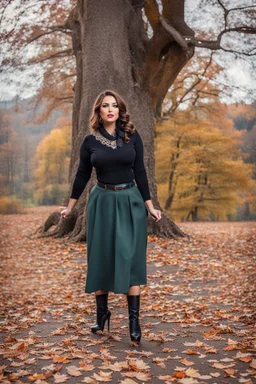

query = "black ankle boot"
[[127, 295, 141, 343], [91, 294, 111, 334]]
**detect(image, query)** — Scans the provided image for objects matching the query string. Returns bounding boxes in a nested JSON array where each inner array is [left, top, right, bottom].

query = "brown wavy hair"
[[90, 90, 135, 143]]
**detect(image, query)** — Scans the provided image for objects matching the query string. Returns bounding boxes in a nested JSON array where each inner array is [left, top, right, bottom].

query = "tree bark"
[[41, 0, 194, 240]]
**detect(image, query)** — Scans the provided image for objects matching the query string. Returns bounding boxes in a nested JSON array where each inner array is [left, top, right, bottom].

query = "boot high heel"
[[91, 294, 111, 334], [127, 295, 141, 344]]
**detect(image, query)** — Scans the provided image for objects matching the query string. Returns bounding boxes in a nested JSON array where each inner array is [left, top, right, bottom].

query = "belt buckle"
[[114, 185, 120, 191]]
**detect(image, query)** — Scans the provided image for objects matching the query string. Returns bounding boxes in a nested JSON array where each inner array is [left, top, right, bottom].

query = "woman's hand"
[[60, 207, 72, 219], [148, 207, 162, 222], [60, 199, 78, 219], [145, 200, 162, 222]]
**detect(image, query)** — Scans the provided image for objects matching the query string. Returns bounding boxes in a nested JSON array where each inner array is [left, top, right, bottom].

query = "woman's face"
[[99, 95, 119, 124]]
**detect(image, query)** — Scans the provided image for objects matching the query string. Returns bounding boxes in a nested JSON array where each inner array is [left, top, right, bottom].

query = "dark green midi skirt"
[[85, 184, 148, 294]]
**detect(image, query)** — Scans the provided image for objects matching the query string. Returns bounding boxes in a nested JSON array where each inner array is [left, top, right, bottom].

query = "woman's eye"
[[102, 104, 118, 108]]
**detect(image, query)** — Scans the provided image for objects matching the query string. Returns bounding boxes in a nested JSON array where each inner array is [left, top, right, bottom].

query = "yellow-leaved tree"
[[156, 111, 252, 221], [33, 118, 71, 205]]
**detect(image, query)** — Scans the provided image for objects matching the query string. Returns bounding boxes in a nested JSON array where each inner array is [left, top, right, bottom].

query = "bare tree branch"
[[184, 2, 256, 56], [228, 5, 256, 12], [25, 26, 72, 46], [142, 0, 195, 107], [144, 0, 160, 31], [217, 0, 255, 16], [27, 49, 73, 64], [54, 96, 73, 101], [162, 0, 195, 36], [0, 0, 12, 25], [43, 70, 76, 86], [170, 52, 214, 113], [216, 0, 228, 29], [173, 72, 201, 87], [198, 88, 219, 95], [0, 1, 48, 41], [220, 47, 256, 57], [160, 17, 188, 51], [184, 26, 256, 53]]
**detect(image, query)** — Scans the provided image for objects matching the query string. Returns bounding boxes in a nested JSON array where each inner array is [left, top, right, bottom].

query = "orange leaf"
[[162, 348, 177, 353], [205, 347, 217, 354], [79, 362, 95, 371], [121, 372, 152, 381], [119, 379, 137, 384], [239, 356, 253, 363], [223, 344, 236, 351], [66, 366, 82, 377], [180, 358, 194, 366], [224, 368, 237, 377], [128, 359, 150, 372], [53, 373, 69, 383], [92, 371, 113, 382], [183, 349, 200, 355], [53, 356, 70, 363], [28, 373, 48, 381], [173, 371, 186, 378], [185, 368, 200, 378]]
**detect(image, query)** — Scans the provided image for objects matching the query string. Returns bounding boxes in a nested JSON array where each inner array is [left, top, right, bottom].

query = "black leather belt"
[[97, 181, 135, 191]]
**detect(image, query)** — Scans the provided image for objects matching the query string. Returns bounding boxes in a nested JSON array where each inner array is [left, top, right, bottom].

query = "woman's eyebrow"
[[102, 102, 118, 105]]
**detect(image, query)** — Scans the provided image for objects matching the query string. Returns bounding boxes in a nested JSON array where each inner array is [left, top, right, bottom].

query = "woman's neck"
[[103, 122, 116, 135]]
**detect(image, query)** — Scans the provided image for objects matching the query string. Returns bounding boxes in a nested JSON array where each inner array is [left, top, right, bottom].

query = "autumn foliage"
[[33, 118, 71, 205], [155, 107, 254, 221], [0, 195, 23, 214]]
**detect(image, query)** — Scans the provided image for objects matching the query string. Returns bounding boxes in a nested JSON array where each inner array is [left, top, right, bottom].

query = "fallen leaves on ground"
[[0, 207, 255, 383]]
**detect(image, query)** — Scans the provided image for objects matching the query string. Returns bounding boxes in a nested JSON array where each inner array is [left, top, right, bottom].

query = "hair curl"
[[90, 90, 135, 143]]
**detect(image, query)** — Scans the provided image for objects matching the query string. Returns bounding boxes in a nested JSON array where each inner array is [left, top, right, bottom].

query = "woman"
[[60, 90, 161, 344]]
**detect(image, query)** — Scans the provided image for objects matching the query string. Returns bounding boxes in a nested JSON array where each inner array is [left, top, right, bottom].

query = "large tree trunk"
[[40, 0, 194, 240]]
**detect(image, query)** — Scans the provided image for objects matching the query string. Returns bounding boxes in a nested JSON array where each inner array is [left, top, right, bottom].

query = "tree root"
[[36, 206, 187, 240], [34, 209, 78, 238], [148, 211, 188, 238]]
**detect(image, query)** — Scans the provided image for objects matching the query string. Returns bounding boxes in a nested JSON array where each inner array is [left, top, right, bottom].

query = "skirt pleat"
[[85, 184, 148, 294]]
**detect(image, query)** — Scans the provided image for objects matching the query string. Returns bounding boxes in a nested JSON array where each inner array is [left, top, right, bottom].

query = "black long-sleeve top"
[[70, 129, 151, 201]]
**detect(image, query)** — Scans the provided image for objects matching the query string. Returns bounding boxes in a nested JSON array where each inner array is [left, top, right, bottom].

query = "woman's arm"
[[61, 136, 92, 219], [133, 131, 161, 222], [133, 131, 151, 201]]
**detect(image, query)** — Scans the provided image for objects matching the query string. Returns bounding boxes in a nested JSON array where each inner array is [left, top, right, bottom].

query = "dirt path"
[[0, 207, 255, 383]]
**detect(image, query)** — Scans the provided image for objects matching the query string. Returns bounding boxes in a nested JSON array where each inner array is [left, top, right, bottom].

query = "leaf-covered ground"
[[0, 207, 255, 384]]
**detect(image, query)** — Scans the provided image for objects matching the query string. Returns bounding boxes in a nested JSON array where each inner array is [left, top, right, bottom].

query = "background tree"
[[228, 103, 256, 218], [33, 118, 71, 205], [156, 113, 252, 221], [162, 52, 221, 117], [1, 0, 255, 239], [0, 1, 76, 122], [228, 102, 256, 132], [0, 111, 18, 195]]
